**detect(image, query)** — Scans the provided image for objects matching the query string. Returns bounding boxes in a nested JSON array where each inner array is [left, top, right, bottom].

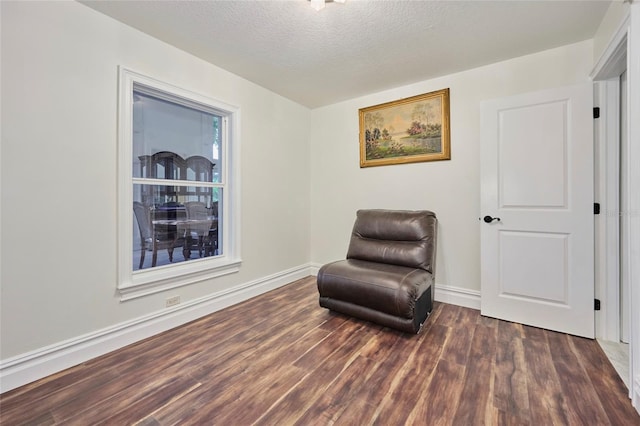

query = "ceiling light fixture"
[[309, 0, 346, 12]]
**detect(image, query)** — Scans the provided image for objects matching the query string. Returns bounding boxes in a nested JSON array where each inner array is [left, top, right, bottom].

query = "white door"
[[480, 84, 595, 338]]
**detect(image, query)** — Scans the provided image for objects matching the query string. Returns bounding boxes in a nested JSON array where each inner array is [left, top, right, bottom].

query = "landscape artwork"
[[359, 88, 450, 167]]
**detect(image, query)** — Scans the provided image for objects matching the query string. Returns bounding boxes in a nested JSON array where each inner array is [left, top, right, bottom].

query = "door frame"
[[630, 4, 640, 410], [592, 9, 628, 345], [595, 78, 621, 342], [591, 7, 639, 410]]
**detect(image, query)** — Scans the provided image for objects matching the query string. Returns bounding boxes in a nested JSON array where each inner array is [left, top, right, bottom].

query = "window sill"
[[119, 258, 242, 301]]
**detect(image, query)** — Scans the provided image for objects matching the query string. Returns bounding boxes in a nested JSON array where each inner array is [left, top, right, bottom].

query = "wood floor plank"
[[141, 367, 246, 424], [1, 276, 638, 426], [182, 328, 334, 424], [522, 336, 570, 425], [82, 376, 201, 426], [292, 355, 379, 425], [477, 313, 499, 329], [546, 331, 611, 425], [293, 320, 369, 371], [357, 327, 404, 362], [147, 317, 324, 422], [434, 303, 461, 327], [369, 323, 449, 425], [407, 358, 466, 424], [493, 333, 530, 420], [49, 359, 200, 423], [457, 305, 481, 325], [569, 335, 640, 425], [0, 366, 120, 424], [439, 306, 476, 366], [184, 304, 322, 381], [497, 318, 525, 341], [248, 326, 332, 370], [497, 409, 530, 426], [452, 323, 498, 425], [254, 324, 382, 425], [166, 363, 307, 425], [521, 323, 547, 342], [330, 327, 442, 425]]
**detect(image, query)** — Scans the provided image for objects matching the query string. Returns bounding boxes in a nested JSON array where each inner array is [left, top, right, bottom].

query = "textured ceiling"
[[81, 0, 611, 108]]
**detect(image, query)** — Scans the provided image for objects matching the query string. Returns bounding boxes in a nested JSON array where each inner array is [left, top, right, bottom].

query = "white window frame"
[[117, 67, 241, 301]]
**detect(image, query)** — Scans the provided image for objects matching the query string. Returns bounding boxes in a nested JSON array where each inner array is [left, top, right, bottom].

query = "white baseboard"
[[434, 284, 481, 310], [0, 264, 312, 393], [311, 262, 481, 310], [309, 262, 322, 276], [634, 375, 640, 415]]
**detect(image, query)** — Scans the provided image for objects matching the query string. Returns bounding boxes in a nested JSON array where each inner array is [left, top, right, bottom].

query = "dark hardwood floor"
[[1, 276, 638, 425]]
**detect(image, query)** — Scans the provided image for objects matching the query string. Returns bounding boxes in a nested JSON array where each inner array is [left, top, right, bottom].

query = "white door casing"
[[620, 70, 630, 344], [480, 84, 594, 338]]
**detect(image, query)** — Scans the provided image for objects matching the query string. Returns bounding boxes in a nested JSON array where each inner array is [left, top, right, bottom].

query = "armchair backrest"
[[346, 209, 437, 274]]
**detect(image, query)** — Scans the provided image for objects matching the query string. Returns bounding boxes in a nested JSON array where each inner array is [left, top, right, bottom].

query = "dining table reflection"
[[152, 217, 219, 260]]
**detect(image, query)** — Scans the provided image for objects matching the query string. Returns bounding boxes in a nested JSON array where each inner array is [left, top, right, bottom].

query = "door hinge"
[[594, 203, 600, 214], [595, 299, 601, 311], [593, 107, 600, 119]]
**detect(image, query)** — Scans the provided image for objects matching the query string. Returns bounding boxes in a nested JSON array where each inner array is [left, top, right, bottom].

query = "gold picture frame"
[[359, 88, 450, 167]]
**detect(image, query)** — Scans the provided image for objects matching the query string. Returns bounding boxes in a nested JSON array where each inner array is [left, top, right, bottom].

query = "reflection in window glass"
[[132, 88, 224, 271]]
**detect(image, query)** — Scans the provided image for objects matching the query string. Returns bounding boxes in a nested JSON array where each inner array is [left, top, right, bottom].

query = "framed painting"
[[359, 88, 450, 167]]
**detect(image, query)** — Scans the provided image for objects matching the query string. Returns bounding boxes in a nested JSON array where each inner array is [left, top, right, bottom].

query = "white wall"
[[0, 1, 310, 360], [309, 40, 594, 295], [593, 1, 631, 62]]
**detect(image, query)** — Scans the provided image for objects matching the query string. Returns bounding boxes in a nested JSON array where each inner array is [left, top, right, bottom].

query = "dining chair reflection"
[[185, 201, 217, 258], [133, 201, 182, 268]]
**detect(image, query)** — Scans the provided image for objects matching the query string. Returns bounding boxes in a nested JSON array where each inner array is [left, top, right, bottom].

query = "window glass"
[[132, 91, 222, 181], [131, 89, 223, 270]]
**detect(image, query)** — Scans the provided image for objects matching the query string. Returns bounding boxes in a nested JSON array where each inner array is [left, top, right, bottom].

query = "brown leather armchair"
[[317, 209, 437, 334]]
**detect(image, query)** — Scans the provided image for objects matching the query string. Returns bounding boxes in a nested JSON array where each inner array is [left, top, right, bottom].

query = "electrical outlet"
[[165, 295, 180, 307]]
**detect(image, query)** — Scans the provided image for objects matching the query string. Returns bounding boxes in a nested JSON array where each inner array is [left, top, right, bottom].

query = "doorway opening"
[[593, 34, 632, 393]]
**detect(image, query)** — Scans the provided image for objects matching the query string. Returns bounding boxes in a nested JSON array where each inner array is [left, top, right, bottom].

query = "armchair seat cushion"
[[318, 259, 432, 319]]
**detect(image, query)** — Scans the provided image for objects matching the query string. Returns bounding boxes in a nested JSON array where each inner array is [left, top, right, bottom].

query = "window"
[[118, 68, 241, 300]]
